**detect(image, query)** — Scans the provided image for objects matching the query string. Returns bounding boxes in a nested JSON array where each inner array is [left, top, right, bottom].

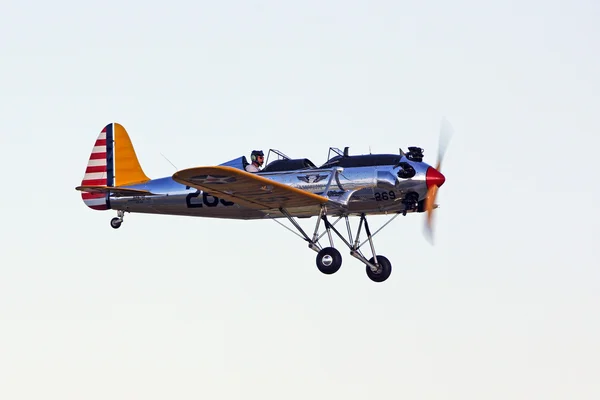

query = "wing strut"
[[276, 207, 316, 248], [357, 213, 402, 249]]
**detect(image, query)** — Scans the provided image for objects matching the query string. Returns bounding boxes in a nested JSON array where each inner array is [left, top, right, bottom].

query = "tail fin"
[[79, 123, 150, 210]]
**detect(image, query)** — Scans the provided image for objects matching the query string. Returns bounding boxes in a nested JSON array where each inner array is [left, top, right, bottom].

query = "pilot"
[[246, 150, 264, 172]]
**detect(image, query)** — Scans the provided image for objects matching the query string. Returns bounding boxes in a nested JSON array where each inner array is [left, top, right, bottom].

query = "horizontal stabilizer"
[[76, 185, 156, 197]]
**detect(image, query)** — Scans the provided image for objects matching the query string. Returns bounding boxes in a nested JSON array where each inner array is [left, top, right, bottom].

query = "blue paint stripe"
[[106, 123, 114, 187]]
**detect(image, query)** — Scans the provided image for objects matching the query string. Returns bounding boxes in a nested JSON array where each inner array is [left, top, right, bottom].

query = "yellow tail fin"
[[113, 123, 150, 186]]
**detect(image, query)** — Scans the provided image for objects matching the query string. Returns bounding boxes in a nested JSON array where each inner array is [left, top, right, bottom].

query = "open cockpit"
[[219, 146, 412, 173]]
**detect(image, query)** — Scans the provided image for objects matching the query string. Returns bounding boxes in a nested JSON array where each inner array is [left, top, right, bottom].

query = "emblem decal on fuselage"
[[297, 174, 328, 184]]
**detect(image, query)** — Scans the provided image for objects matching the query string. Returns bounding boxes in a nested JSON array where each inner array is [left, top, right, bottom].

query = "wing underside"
[[172, 166, 330, 211]]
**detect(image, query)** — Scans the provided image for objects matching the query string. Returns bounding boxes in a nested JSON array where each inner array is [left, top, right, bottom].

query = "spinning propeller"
[[423, 117, 453, 244]]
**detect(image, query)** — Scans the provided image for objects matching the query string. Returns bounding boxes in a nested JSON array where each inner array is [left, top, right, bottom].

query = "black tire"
[[316, 247, 342, 275], [366, 255, 392, 283], [110, 217, 122, 229]]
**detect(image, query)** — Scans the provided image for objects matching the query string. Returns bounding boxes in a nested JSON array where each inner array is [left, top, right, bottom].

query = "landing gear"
[[366, 255, 392, 283], [271, 207, 401, 282], [110, 210, 125, 229], [316, 247, 342, 275]]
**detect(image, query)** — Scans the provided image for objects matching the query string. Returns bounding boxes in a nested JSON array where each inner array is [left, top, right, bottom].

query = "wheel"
[[316, 247, 342, 275], [110, 217, 122, 229], [366, 255, 392, 283]]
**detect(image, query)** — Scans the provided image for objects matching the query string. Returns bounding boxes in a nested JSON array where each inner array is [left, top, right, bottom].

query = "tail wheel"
[[110, 217, 122, 229], [316, 247, 342, 275], [366, 256, 392, 283]]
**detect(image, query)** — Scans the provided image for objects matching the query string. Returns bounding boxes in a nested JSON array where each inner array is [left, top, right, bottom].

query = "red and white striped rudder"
[[79, 124, 114, 210]]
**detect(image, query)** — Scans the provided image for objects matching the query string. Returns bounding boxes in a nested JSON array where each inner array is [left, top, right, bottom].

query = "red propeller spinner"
[[426, 167, 445, 189]]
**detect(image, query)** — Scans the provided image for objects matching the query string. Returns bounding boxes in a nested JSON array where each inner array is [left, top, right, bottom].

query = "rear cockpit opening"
[[260, 149, 317, 173]]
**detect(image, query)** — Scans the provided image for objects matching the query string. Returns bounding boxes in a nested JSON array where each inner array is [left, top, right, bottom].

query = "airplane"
[[76, 121, 451, 283]]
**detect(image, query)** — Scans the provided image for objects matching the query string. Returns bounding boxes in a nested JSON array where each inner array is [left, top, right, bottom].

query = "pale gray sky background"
[[1, 1, 599, 399]]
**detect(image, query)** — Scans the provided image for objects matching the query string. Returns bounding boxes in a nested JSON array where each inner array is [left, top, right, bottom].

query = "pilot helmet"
[[251, 150, 264, 163]]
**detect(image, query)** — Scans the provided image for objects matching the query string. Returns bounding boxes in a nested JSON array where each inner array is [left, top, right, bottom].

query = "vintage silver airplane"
[[76, 121, 451, 283]]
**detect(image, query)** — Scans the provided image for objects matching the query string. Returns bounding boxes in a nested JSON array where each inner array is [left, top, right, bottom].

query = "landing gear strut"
[[110, 210, 125, 229], [271, 207, 400, 283]]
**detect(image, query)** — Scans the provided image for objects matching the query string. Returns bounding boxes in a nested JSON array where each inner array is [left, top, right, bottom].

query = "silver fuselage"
[[109, 157, 432, 220]]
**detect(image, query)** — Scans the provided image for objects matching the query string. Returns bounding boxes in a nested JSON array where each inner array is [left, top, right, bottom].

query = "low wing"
[[75, 185, 156, 197], [172, 166, 329, 210]]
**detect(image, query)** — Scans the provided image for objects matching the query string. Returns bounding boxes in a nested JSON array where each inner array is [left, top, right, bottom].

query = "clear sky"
[[1, 1, 599, 399]]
